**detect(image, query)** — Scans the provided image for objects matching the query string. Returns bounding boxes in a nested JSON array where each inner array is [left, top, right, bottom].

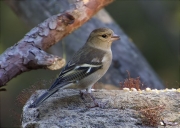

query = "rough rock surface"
[[22, 89, 180, 128]]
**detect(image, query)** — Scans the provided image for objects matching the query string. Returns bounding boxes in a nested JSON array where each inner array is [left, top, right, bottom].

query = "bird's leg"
[[79, 89, 107, 108], [88, 89, 108, 108], [88, 92, 99, 107], [85, 88, 99, 107], [79, 90, 85, 100], [79, 90, 96, 105]]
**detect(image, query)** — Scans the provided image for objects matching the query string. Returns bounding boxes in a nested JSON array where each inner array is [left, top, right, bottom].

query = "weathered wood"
[[3, 0, 164, 89], [22, 89, 180, 127]]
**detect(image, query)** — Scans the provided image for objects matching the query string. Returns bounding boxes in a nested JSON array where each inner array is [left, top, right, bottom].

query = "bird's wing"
[[48, 62, 102, 91], [48, 46, 106, 91]]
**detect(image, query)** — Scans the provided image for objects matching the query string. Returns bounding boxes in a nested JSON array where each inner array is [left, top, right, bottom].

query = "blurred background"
[[0, 0, 179, 127]]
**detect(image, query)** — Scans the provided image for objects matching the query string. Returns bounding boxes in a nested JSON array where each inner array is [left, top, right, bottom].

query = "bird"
[[29, 28, 120, 108]]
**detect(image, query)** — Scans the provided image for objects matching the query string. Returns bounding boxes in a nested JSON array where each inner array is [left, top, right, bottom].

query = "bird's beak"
[[111, 33, 120, 41]]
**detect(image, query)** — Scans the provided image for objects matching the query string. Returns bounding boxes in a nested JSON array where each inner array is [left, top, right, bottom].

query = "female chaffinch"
[[29, 28, 120, 108]]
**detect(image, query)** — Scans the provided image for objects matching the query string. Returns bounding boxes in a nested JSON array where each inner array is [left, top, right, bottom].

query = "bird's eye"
[[101, 34, 107, 38]]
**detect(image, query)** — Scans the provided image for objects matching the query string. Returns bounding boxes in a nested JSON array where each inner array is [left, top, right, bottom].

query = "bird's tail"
[[28, 89, 58, 108]]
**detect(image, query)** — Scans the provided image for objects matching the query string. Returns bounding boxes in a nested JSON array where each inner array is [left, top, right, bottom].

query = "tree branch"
[[0, 0, 113, 87]]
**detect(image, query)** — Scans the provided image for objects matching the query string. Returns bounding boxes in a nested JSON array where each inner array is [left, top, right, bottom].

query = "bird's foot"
[[79, 90, 88, 102], [79, 90, 108, 108]]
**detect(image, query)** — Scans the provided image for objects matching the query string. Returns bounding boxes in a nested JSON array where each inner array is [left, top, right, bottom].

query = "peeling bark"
[[0, 0, 113, 87]]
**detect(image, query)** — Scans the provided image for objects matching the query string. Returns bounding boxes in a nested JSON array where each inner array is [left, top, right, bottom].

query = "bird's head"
[[87, 28, 120, 50]]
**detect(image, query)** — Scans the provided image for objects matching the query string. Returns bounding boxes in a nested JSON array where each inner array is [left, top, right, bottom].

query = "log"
[[22, 89, 180, 127]]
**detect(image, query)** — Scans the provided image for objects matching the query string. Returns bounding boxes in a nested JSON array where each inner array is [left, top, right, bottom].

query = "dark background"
[[0, 0, 179, 127]]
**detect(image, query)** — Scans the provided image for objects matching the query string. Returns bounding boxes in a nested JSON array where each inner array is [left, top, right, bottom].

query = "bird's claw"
[[79, 90, 108, 108]]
